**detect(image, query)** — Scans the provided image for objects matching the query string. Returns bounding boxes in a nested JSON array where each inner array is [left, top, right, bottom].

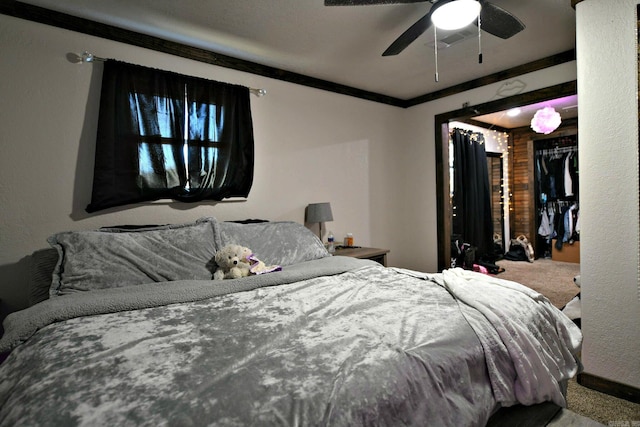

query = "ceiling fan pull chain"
[[478, 11, 483, 64], [434, 25, 439, 82]]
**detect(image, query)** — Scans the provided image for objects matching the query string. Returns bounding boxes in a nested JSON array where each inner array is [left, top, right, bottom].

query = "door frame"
[[434, 80, 577, 271]]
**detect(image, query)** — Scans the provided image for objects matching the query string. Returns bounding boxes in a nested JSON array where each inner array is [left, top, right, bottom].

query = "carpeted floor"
[[566, 377, 640, 425], [496, 258, 580, 309], [494, 258, 640, 425]]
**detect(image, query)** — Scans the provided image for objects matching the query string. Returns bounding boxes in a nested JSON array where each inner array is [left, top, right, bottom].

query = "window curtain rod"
[[76, 51, 267, 97]]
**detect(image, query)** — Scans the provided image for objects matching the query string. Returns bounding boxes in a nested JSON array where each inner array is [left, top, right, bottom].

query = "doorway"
[[434, 80, 577, 271]]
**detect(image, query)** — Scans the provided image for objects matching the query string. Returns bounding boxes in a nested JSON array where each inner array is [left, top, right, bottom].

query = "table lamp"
[[305, 202, 333, 240]]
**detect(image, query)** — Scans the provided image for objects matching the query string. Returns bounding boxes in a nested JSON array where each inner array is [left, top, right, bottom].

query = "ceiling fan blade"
[[325, 0, 425, 5], [382, 10, 433, 56], [478, 1, 525, 39]]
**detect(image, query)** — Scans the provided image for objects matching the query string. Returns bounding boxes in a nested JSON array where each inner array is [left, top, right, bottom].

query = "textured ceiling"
[[18, 0, 577, 101]]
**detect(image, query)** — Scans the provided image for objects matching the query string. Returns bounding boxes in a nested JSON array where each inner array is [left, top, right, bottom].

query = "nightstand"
[[334, 247, 390, 267]]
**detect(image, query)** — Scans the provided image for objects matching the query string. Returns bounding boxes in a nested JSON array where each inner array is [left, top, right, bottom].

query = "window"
[[86, 60, 254, 213]]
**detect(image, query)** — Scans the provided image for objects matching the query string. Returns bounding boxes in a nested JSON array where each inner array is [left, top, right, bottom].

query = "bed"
[[0, 217, 582, 426]]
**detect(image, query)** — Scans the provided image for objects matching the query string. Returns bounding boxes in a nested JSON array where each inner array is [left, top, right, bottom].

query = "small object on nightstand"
[[344, 233, 354, 247], [327, 231, 335, 254]]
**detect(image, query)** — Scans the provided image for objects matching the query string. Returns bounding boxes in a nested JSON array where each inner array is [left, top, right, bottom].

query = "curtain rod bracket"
[[80, 51, 106, 63], [249, 88, 267, 97]]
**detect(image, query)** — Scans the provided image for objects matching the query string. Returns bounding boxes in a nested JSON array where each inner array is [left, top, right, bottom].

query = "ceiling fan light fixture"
[[431, 0, 482, 31]]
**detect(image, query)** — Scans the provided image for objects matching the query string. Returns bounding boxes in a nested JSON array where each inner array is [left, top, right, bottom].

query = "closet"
[[534, 135, 579, 262]]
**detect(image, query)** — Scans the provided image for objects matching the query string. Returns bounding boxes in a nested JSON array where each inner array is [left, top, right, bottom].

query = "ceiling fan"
[[325, 0, 525, 57]]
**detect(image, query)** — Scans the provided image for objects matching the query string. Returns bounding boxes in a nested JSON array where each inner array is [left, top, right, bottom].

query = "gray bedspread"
[[0, 259, 581, 427]]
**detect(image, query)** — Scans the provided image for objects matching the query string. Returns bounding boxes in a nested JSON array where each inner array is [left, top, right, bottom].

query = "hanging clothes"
[[555, 203, 579, 249], [566, 204, 579, 244], [548, 155, 565, 200], [538, 206, 555, 243], [535, 137, 578, 258], [538, 206, 551, 238], [568, 151, 579, 196], [535, 144, 578, 201], [564, 153, 573, 197]]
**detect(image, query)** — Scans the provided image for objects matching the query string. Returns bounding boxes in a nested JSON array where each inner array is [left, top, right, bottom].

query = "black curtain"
[[451, 128, 494, 260], [182, 76, 254, 202], [86, 60, 254, 213]]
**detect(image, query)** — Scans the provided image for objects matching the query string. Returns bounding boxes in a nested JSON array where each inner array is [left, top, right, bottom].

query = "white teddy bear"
[[213, 244, 252, 280]]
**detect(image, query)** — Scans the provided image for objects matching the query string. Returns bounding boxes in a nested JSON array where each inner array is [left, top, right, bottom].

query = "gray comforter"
[[0, 258, 581, 427]]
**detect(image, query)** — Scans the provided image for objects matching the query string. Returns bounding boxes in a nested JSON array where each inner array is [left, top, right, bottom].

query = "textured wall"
[[576, 0, 640, 388]]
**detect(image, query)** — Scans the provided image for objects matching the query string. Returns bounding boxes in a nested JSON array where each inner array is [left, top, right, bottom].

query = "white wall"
[[576, 0, 640, 389], [0, 14, 408, 311]]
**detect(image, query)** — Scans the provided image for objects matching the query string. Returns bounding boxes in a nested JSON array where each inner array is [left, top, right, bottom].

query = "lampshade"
[[530, 107, 562, 134], [431, 0, 481, 31], [306, 203, 333, 223]]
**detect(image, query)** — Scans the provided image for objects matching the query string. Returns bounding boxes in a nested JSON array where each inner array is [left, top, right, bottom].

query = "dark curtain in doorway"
[[451, 128, 494, 260]]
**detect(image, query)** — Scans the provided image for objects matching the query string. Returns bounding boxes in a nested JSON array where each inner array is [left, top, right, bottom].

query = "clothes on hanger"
[[535, 138, 579, 258], [538, 200, 579, 255], [555, 202, 579, 250], [538, 205, 555, 242], [564, 153, 573, 197], [535, 147, 578, 201]]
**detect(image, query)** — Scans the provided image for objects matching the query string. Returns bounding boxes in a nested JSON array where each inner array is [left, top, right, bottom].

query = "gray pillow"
[[48, 217, 219, 296], [29, 248, 59, 306], [218, 221, 329, 266]]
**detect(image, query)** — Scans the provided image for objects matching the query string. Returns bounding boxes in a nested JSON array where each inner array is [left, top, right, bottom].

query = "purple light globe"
[[531, 107, 562, 134]]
